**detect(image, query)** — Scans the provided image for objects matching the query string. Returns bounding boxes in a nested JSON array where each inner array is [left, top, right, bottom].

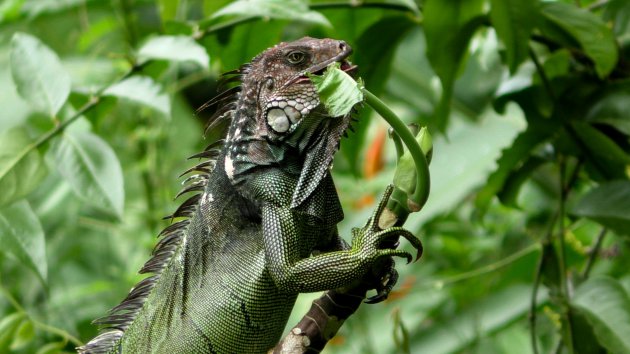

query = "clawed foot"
[[350, 185, 423, 303]]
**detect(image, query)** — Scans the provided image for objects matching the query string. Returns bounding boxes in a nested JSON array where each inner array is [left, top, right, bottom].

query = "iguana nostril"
[[339, 41, 347, 51]]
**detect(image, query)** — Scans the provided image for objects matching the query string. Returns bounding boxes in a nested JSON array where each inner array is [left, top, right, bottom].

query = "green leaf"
[[310, 63, 363, 117], [586, 83, 630, 136], [9, 319, 34, 351], [571, 121, 630, 180], [104, 76, 170, 117], [475, 121, 555, 214], [10, 32, 71, 117], [497, 156, 546, 208], [157, 0, 179, 22], [603, 0, 630, 38], [0, 200, 47, 283], [423, 0, 485, 131], [490, 0, 539, 73], [51, 129, 124, 218], [572, 309, 607, 354], [138, 35, 210, 69], [572, 276, 630, 354], [0, 127, 48, 208], [0, 313, 24, 350], [311, 0, 419, 15], [571, 180, 630, 237], [541, 2, 619, 78], [0, 0, 24, 23], [211, 0, 330, 27]]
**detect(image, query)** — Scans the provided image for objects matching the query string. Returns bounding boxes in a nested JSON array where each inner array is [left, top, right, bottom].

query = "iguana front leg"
[[262, 191, 421, 294]]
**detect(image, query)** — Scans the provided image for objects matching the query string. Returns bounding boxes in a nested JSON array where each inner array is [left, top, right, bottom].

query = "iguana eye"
[[286, 51, 305, 64]]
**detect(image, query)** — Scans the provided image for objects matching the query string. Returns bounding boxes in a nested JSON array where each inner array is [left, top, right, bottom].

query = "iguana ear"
[[290, 117, 347, 209]]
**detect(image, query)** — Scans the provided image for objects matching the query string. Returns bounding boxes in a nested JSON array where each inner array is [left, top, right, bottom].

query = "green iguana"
[[78, 37, 421, 354]]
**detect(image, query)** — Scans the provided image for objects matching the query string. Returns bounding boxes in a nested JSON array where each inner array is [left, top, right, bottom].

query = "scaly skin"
[[78, 37, 421, 354]]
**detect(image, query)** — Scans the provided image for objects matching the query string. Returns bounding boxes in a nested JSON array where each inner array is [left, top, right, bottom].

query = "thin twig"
[[427, 243, 541, 290], [529, 46, 555, 100], [0, 276, 83, 347], [557, 156, 575, 354], [581, 228, 607, 279], [530, 210, 560, 354]]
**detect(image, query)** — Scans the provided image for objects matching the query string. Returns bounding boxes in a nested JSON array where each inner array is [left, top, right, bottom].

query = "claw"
[[365, 267, 399, 304], [381, 249, 413, 264], [365, 292, 387, 304], [375, 227, 423, 262]]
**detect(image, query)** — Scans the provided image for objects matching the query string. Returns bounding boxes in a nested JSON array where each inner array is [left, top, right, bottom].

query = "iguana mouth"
[[294, 60, 357, 84], [291, 42, 357, 85]]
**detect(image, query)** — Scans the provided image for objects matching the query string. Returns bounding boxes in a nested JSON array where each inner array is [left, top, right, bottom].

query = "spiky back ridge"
[[77, 68, 245, 354]]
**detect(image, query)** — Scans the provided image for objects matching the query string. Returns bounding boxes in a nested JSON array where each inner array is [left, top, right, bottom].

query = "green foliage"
[[0, 0, 628, 353], [309, 63, 364, 117], [10, 33, 71, 117], [572, 277, 630, 354]]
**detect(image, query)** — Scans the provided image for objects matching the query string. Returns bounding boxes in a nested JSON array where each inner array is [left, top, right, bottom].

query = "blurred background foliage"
[[0, 0, 629, 353]]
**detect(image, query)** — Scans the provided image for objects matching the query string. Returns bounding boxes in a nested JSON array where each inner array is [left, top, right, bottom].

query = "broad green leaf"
[[572, 309, 607, 354], [490, 0, 539, 73], [311, 0, 419, 15], [571, 121, 630, 180], [104, 75, 170, 117], [603, 0, 630, 38], [586, 83, 630, 136], [10, 32, 71, 117], [423, 0, 485, 131], [572, 277, 630, 354], [310, 63, 363, 117], [211, 0, 330, 27], [138, 35, 210, 69], [0, 313, 24, 350], [497, 156, 546, 208], [203, 0, 232, 15], [0, 200, 47, 283], [0, 127, 48, 208], [0, 0, 24, 23], [572, 180, 630, 237], [9, 319, 34, 351], [157, 0, 179, 22], [541, 2, 618, 78], [51, 130, 124, 218], [475, 121, 556, 214]]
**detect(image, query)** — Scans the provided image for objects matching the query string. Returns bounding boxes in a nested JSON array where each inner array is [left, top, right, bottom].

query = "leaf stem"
[[531, 209, 560, 354], [557, 156, 575, 354], [362, 88, 430, 210], [429, 243, 541, 290], [581, 228, 607, 279], [0, 275, 83, 347], [529, 46, 555, 100]]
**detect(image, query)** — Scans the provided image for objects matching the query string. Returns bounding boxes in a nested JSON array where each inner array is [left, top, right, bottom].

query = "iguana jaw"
[[289, 43, 356, 86]]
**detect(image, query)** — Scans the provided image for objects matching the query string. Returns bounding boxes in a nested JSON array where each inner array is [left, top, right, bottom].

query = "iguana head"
[[233, 37, 355, 138], [224, 37, 357, 208]]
